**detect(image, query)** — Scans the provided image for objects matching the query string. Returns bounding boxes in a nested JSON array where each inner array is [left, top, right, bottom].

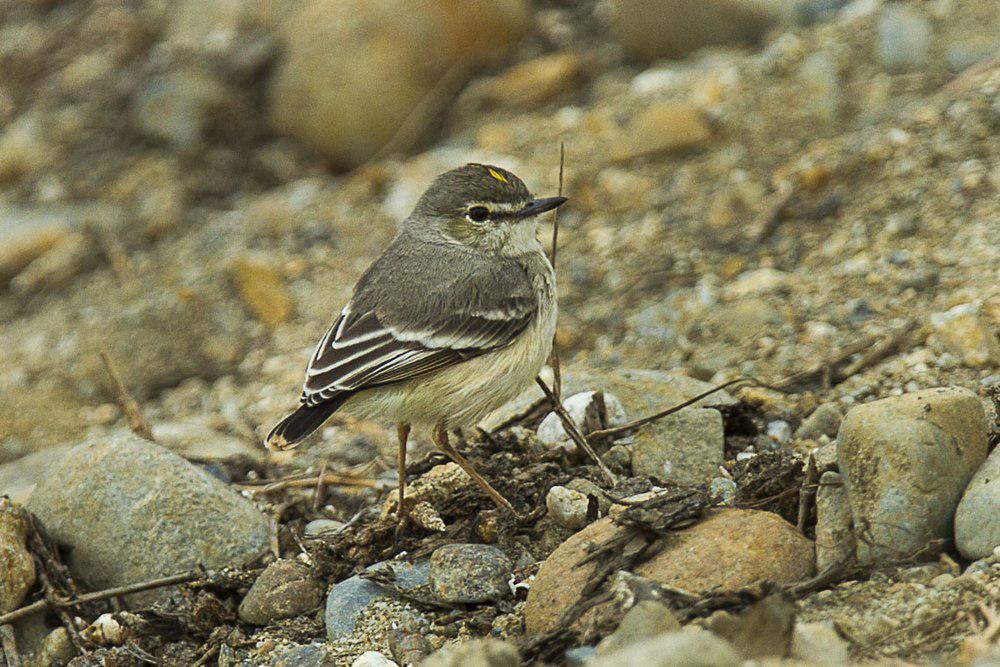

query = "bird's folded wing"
[[300, 296, 536, 406]]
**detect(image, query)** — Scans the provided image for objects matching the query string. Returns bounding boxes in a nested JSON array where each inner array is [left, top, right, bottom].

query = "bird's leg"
[[432, 422, 519, 517], [396, 422, 411, 528]]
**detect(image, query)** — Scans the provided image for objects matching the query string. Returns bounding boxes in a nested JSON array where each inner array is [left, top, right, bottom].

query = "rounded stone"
[[238, 559, 323, 625], [26, 431, 269, 604], [630, 407, 725, 485], [524, 509, 815, 635], [0, 498, 35, 613], [588, 628, 740, 667], [429, 543, 513, 604], [955, 446, 1000, 559], [837, 387, 988, 565], [546, 486, 591, 530], [268, 0, 529, 170], [422, 638, 521, 667]]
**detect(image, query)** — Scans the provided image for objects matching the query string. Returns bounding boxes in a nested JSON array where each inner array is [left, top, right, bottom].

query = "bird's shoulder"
[[350, 235, 543, 329]]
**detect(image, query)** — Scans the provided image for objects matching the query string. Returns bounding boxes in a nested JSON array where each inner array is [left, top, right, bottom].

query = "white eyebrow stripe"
[[466, 201, 527, 214]]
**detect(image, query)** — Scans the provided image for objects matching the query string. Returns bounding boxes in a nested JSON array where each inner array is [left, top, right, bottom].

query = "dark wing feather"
[[300, 292, 537, 407]]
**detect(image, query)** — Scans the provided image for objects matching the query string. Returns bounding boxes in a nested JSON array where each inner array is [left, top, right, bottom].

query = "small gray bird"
[[266, 163, 566, 517]]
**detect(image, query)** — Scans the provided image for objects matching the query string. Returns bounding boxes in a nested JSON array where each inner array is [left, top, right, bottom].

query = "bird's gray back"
[[351, 229, 543, 334]]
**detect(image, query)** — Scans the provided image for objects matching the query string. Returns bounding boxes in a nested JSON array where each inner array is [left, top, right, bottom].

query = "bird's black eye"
[[466, 206, 490, 222]]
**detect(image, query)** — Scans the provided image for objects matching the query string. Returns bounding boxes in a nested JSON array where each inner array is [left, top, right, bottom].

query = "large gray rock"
[[268, 0, 529, 170], [837, 388, 988, 565], [588, 628, 740, 667], [27, 431, 269, 603], [955, 446, 1000, 559]]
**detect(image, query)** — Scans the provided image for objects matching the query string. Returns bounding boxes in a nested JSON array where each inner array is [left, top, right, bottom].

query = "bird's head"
[[408, 163, 567, 255]]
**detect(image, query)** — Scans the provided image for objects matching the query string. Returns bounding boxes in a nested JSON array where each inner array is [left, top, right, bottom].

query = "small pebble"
[[565, 645, 597, 666], [709, 477, 737, 504], [766, 420, 792, 445], [352, 651, 399, 667], [304, 519, 346, 538], [429, 544, 513, 604], [546, 486, 591, 529], [238, 559, 323, 625], [929, 573, 954, 588]]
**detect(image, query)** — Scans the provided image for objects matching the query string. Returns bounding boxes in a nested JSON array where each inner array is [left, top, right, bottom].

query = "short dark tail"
[[265, 395, 350, 451]]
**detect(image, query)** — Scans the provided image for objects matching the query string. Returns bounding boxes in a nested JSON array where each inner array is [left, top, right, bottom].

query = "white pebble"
[[352, 651, 398, 667], [767, 420, 793, 445], [546, 486, 591, 529]]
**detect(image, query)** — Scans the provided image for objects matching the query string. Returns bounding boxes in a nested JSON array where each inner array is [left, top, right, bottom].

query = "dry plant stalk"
[[550, 142, 565, 399], [0, 572, 201, 626], [239, 473, 378, 495], [99, 348, 154, 441], [532, 144, 620, 482]]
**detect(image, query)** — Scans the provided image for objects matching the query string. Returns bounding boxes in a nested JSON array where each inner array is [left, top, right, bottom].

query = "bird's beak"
[[515, 196, 568, 218]]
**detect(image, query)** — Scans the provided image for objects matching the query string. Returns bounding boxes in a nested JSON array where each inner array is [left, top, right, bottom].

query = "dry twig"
[[588, 377, 747, 441], [549, 142, 565, 399], [749, 179, 794, 243], [535, 376, 617, 485], [99, 348, 154, 441], [312, 460, 329, 512], [239, 473, 378, 495], [0, 571, 201, 626]]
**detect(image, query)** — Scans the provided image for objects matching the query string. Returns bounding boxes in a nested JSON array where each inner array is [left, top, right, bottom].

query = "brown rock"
[[613, 103, 712, 162], [232, 255, 293, 327], [0, 206, 72, 280], [930, 304, 1000, 368], [480, 51, 584, 108], [0, 498, 35, 613], [238, 559, 323, 625], [524, 509, 814, 635], [269, 0, 530, 170]]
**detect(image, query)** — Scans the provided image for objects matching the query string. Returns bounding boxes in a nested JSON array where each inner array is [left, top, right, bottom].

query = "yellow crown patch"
[[487, 167, 508, 184]]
